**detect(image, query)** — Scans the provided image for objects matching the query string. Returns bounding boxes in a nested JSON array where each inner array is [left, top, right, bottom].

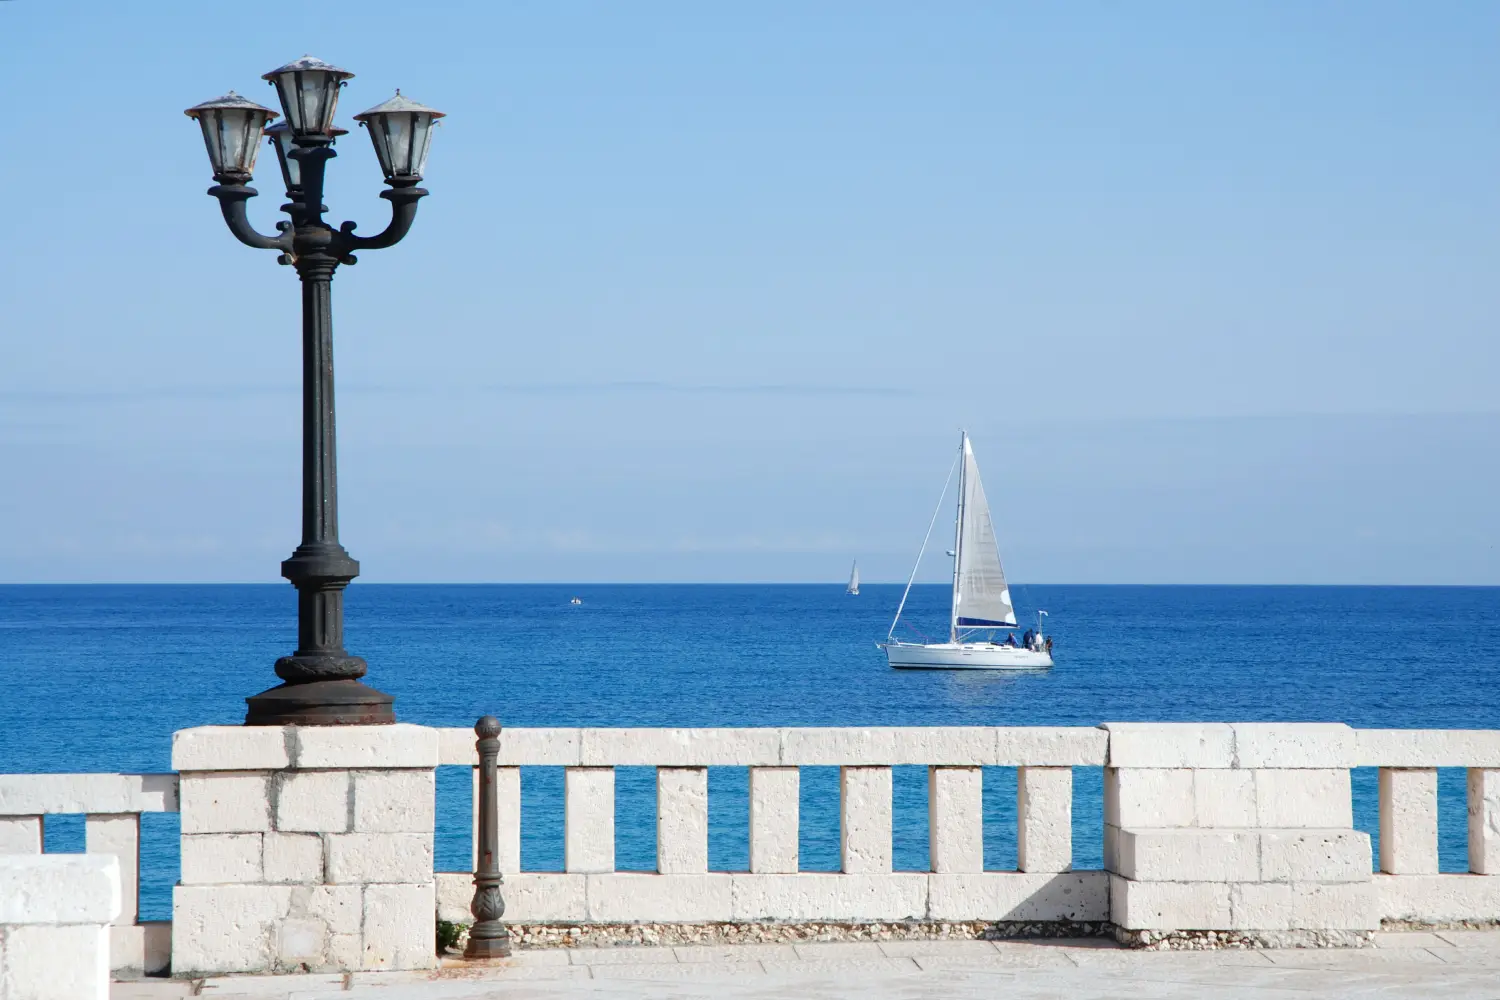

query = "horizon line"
[[0, 581, 1495, 589]]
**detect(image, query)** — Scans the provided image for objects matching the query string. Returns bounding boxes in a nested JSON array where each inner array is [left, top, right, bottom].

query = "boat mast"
[[949, 430, 966, 643]]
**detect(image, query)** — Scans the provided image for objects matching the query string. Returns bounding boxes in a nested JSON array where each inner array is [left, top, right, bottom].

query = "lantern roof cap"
[[262, 56, 354, 82], [354, 91, 445, 121], [184, 91, 279, 120]]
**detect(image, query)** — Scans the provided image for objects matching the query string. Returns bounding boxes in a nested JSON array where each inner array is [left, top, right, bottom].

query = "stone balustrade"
[[0, 772, 176, 975], [2, 722, 1497, 978]]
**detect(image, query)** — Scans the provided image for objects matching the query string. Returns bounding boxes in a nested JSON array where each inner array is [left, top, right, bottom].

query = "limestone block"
[[657, 767, 709, 874], [564, 767, 615, 873], [276, 917, 327, 967], [1018, 767, 1072, 873], [0, 773, 178, 816], [927, 871, 1108, 922], [1259, 829, 1371, 883], [1230, 723, 1357, 769], [300, 884, 363, 935], [1103, 824, 1120, 873], [581, 728, 781, 766], [1290, 881, 1379, 930], [363, 882, 437, 971], [783, 727, 992, 766], [1, 924, 110, 1000], [437, 727, 479, 766], [1255, 768, 1352, 828], [263, 833, 326, 884], [840, 766, 892, 874], [171, 884, 294, 976], [180, 833, 264, 885], [730, 873, 927, 921], [496, 766, 522, 874], [173, 726, 292, 771], [1193, 769, 1256, 827], [0, 816, 41, 854], [326, 833, 433, 884], [994, 727, 1108, 766], [109, 921, 170, 976], [499, 728, 582, 766], [750, 767, 799, 874], [928, 767, 983, 874], [1101, 723, 1235, 768], [274, 770, 351, 833], [434, 872, 474, 923], [85, 814, 139, 924], [1109, 875, 1232, 930], [292, 724, 438, 770], [1116, 829, 1259, 882], [1229, 882, 1293, 930], [1103, 768, 1194, 828], [353, 769, 435, 834], [179, 772, 271, 834], [327, 933, 362, 970], [587, 873, 734, 922], [0, 855, 120, 925], [1355, 729, 1500, 768], [1374, 873, 1500, 924], [1467, 768, 1500, 874], [1378, 767, 1438, 875]]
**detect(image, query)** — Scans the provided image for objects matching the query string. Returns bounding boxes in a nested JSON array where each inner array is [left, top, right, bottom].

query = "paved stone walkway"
[[111, 932, 1500, 999]]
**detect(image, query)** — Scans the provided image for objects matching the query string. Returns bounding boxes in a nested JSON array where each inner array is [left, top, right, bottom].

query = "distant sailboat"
[[847, 561, 860, 596], [879, 432, 1052, 669]]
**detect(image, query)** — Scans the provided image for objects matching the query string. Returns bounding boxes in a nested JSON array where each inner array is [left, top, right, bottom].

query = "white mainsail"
[[847, 561, 860, 595], [951, 435, 1016, 633]]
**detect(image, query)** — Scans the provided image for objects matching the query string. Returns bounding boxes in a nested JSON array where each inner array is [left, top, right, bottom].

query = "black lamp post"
[[185, 58, 445, 726]]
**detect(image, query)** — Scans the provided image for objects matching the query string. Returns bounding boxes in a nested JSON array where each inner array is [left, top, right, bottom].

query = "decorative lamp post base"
[[245, 679, 395, 726]]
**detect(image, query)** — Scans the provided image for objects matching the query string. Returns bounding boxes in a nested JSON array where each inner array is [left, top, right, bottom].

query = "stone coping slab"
[[0, 773, 178, 815], [0, 853, 121, 924]]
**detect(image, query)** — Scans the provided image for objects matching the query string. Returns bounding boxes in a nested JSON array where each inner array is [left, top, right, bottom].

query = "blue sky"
[[0, 1, 1496, 583]]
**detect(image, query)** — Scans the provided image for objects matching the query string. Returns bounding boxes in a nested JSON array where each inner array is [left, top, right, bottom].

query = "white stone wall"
[[170, 725, 438, 977], [0, 855, 120, 1000]]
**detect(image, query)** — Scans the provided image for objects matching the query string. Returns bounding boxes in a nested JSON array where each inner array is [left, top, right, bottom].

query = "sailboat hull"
[[882, 642, 1052, 670]]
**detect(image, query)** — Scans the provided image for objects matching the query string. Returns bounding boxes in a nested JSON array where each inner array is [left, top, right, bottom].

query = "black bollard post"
[[465, 715, 511, 958]]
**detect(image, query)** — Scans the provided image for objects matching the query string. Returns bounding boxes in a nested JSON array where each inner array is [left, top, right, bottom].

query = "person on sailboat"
[[1022, 629, 1034, 650], [1004, 633, 1016, 647]]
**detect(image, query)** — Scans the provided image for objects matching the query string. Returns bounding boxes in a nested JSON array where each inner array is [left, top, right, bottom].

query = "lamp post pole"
[[186, 60, 445, 726]]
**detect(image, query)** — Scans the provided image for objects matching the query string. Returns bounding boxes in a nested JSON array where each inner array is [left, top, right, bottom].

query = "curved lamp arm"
[[338, 185, 428, 252], [207, 184, 293, 252]]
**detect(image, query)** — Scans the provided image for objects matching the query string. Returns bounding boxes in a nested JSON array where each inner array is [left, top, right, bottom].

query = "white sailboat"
[[846, 561, 860, 596], [880, 432, 1053, 670]]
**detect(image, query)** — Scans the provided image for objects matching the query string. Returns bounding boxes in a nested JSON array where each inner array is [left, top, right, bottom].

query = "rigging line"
[[885, 449, 962, 643]]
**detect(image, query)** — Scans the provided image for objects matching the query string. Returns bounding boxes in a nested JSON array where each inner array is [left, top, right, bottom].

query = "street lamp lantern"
[[354, 92, 446, 182], [261, 55, 354, 136], [184, 92, 279, 182], [264, 122, 348, 194], [185, 57, 440, 726]]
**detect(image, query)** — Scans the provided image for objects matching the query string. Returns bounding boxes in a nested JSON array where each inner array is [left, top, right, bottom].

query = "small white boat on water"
[[847, 561, 860, 596], [880, 432, 1053, 670]]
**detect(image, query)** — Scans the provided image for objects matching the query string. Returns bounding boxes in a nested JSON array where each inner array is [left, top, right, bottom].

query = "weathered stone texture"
[[656, 767, 709, 874], [179, 772, 271, 834], [749, 767, 799, 874], [1378, 767, 1438, 875], [840, 766, 892, 874], [1018, 766, 1072, 873], [565, 767, 615, 873], [1467, 767, 1500, 874], [928, 767, 983, 874]]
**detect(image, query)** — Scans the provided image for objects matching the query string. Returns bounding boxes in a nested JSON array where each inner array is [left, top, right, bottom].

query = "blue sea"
[[2, 584, 1497, 922]]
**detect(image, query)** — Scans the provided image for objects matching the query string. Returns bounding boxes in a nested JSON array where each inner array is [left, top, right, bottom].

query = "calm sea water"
[[1, 584, 1497, 921]]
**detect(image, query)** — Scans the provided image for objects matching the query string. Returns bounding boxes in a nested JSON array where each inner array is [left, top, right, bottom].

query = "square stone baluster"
[[565, 767, 615, 873], [1018, 766, 1073, 873], [929, 767, 983, 873], [471, 766, 521, 873], [657, 767, 709, 874], [85, 814, 140, 925], [1379, 767, 1438, 874], [0, 816, 42, 854], [1469, 768, 1500, 875], [841, 766, 892, 874], [750, 767, 799, 874]]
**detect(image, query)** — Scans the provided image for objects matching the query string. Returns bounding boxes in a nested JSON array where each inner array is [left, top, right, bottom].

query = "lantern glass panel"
[[198, 108, 268, 177]]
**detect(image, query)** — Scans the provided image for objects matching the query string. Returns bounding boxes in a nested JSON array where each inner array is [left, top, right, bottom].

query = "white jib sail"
[[953, 437, 1017, 628], [847, 562, 860, 593]]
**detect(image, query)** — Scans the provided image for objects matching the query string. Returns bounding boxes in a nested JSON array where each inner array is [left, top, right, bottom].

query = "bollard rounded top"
[[475, 715, 501, 739]]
